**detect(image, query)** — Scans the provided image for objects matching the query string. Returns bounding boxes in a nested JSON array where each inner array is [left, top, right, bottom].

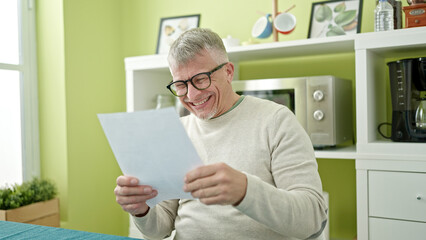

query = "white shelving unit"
[[355, 27, 426, 157], [354, 27, 426, 240], [125, 26, 426, 239]]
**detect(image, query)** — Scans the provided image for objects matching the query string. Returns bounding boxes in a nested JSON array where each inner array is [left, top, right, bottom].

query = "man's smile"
[[192, 96, 210, 106]]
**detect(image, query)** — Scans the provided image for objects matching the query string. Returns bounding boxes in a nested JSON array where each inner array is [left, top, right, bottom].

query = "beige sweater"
[[133, 96, 328, 240]]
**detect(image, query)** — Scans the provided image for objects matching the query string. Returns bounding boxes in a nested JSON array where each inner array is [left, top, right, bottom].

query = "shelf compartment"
[[355, 27, 426, 149]]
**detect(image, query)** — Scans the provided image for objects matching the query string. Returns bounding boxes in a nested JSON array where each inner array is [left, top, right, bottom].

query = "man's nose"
[[186, 83, 201, 100]]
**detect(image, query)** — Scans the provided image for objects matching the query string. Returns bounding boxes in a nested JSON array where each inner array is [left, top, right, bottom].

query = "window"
[[0, 0, 39, 187]]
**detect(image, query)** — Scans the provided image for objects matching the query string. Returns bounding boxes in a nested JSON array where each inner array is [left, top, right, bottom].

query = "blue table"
[[0, 221, 141, 240]]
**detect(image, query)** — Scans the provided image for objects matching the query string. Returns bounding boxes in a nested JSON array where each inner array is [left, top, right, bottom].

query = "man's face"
[[170, 51, 233, 120]]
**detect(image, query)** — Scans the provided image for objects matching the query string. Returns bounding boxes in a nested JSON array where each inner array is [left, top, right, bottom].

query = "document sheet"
[[98, 107, 203, 207]]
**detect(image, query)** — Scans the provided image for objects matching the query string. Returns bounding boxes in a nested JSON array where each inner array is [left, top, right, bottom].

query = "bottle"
[[374, 0, 394, 32]]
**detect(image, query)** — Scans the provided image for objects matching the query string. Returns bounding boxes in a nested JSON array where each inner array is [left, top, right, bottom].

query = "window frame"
[[21, 0, 40, 181], [0, 0, 40, 183]]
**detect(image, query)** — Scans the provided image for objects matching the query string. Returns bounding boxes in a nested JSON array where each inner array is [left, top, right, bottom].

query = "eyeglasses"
[[166, 62, 228, 97]]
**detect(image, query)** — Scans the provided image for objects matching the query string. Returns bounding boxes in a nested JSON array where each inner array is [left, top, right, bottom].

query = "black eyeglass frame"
[[166, 62, 228, 97]]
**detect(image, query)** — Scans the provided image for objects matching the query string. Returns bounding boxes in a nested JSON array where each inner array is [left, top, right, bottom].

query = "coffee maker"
[[387, 57, 426, 142]]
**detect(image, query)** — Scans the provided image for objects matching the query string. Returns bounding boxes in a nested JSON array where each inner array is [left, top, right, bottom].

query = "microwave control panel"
[[306, 76, 353, 147]]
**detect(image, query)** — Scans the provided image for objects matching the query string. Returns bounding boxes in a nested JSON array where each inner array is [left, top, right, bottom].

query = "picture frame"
[[308, 0, 363, 38], [156, 14, 201, 54]]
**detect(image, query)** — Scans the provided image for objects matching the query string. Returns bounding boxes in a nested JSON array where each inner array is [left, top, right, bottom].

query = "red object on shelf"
[[403, 3, 426, 28]]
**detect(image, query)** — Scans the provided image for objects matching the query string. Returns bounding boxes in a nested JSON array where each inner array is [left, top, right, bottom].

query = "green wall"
[[37, 0, 127, 235], [36, 0, 410, 239], [37, 0, 69, 222]]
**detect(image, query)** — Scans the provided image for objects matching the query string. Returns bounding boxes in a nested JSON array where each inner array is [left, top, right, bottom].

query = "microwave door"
[[236, 89, 294, 111]]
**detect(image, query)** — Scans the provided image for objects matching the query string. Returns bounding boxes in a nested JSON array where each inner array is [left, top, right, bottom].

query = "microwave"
[[232, 75, 353, 148]]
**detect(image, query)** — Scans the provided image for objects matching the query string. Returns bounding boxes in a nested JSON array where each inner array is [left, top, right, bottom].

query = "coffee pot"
[[387, 57, 426, 142]]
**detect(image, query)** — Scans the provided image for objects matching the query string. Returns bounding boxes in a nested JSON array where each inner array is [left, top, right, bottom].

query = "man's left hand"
[[183, 162, 247, 206]]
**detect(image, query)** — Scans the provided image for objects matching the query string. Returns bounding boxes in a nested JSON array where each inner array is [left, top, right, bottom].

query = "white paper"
[[98, 107, 203, 207]]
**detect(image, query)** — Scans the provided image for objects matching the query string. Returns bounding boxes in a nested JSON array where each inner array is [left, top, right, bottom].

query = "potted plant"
[[0, 178, 59, 227]]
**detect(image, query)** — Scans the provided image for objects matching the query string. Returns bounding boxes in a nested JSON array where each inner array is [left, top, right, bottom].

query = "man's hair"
[[168, 28, 229, 69]]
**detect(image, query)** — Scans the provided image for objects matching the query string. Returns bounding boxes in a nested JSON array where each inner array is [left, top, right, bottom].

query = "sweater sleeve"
[[235, 107, 328, 239], [132, 199, 179, 240]]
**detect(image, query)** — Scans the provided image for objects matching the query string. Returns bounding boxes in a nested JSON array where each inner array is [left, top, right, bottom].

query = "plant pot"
[[0, 198, 60, 227]]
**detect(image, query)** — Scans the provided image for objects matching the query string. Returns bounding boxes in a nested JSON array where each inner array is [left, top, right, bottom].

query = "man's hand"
[[183, 162, 247, 206], [114, 176, 158, 216]]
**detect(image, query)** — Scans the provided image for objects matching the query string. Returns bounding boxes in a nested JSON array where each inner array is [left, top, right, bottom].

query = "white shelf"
[[125, 54, 169, 71], [355, 27, 426, 54], [315, 145, 356, 159], [226, 34, 355, 62], [357, 141, 426, 161], [356, 158, 426, 172], [125, 34, 356, 71]]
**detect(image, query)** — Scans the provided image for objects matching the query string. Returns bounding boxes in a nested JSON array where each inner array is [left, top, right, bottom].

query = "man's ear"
[[226, 62, 235, 84]]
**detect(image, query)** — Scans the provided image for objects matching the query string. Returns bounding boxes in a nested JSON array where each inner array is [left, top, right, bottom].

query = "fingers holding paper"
[[114, 175, 158, 216], [183, 162, 247, 206]]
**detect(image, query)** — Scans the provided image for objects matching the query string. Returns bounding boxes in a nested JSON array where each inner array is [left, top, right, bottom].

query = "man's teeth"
[[193, 97, 208, 106]]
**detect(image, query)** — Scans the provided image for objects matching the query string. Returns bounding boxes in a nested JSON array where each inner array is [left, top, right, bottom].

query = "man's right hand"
[[114, 175, 158, 216]]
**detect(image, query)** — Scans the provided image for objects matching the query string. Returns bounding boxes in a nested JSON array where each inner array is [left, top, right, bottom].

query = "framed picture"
[[308, 0, 363, 38], [156, 14, 200, 54]]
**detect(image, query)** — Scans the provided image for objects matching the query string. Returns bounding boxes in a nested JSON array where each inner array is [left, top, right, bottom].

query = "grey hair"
[[167, 28, 229, 69]]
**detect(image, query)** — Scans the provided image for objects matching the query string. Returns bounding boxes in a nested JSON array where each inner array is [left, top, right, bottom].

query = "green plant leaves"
[[334, 2, 346, 13], [335, 10, 357, 27], [314, 3, 358, 37], [0, 178, 57, 210], [326, 26, 346, 36], [315, 4, 333, 22]]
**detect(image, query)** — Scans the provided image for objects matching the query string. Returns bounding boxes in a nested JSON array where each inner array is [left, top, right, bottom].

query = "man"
[[114, 28, 327, 240]]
